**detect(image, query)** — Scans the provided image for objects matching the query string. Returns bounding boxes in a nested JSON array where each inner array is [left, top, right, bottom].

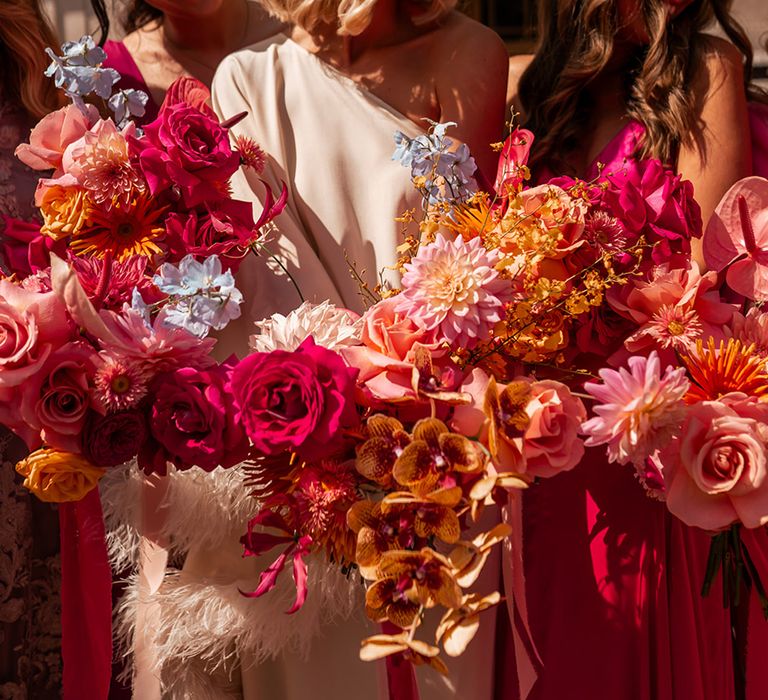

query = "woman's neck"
[[163, 1, 249, 53]]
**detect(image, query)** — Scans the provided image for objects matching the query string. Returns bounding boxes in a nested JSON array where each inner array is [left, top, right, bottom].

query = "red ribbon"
[[381, 621, 420, 700], [59, 488, 112, 700]]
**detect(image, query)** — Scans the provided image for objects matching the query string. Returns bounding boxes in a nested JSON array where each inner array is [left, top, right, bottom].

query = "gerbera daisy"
[[70, 194, 166, 261], [93, 353, 149, 411], [645, 304, 703, 352], [582, 351, 689, 466], [582, 211, 627, 254], [682, 337, 768, 402]]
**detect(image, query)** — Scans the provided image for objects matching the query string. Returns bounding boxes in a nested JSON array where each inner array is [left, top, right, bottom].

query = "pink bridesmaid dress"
[[103, 40, 160, 124], [504, 120, 768, 700]]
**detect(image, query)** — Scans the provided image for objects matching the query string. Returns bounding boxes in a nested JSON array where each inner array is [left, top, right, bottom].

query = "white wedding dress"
[[105, 33, 499, 700]]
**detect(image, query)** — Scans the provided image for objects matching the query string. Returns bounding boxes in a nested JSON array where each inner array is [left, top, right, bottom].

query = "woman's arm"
[[677, 36, 752, 265], [435, 18, 510, 184]]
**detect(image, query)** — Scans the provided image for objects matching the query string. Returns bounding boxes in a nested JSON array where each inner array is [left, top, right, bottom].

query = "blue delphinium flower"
[[392, 121, 478, 206], [153, 255, 243, 337], [60, 36, 107, 67]]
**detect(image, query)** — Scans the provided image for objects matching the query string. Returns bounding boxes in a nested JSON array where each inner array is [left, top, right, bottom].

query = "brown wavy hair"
[[0, 0, 61, 119], [518, 0, 764, 172]]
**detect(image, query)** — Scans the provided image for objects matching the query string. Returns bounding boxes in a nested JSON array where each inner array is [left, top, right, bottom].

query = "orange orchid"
[[377, 547, 462, 610], [484, 377, 531, 467], [364, 576, 422, 628], [347, 499, 418, 579], [392, 418, 486, 496], [355, 415, 411, 487], [360, 632, 449, 676], [382, 486, 463, 544], [410, 345, 471, 405], [436, 591, 502, 657], [449, 522, 512, 588]]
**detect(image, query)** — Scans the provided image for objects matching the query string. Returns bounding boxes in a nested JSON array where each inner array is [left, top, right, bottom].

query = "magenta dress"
[[504, 121, 768, 700], [103, 40, 160, 124]]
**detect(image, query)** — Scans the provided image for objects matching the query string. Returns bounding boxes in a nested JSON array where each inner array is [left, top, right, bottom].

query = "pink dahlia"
[[582, 352, 689, 466], [729, 307, 768, 359], [65, 119, 145, 207], [396, 234, 512, 349]]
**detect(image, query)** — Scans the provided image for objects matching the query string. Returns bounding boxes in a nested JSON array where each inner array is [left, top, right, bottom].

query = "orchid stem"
[[252, 242, 305, 303]]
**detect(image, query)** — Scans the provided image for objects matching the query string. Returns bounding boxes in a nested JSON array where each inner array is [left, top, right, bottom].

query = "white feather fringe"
[[100, 462, 259, 573], [114, 558, 362, 694]]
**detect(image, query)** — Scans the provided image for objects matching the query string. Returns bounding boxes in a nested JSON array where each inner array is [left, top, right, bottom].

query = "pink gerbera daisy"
[[93, 353, 149, 411], [582, 351, 689, 466], [645, 303, 703, 352], [396, 234, 512, 349]]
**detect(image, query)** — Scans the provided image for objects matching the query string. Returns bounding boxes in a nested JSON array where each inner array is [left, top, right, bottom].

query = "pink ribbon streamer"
[[381, 621, 420, 700], [60, 488, 113, 700]]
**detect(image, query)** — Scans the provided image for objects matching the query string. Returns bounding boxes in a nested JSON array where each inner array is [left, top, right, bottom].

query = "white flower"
[[250, 301, 363, 352]]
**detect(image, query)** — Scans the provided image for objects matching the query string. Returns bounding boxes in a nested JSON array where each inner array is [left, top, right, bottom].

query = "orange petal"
[[439, 433, 485, 473], [412, 417, 448, 443], [392, 442, 433, 486], [356, 437, 397, 483]]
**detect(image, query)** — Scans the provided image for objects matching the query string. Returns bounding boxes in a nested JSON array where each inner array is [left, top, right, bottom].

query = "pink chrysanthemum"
[[73, 121, 145, 207], [582, 351, 689, 466], [233, 135, 266, 173], [93, 353, 149, 411], [396, 234, 512, 349], [645, 303, 703, 352]]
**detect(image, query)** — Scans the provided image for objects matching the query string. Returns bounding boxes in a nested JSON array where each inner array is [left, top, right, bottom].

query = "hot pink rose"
[[14, 104, 98, 173], [665, 395, 768, 530], [232, 337, 358, 460], [164, 199, 256, 269], [136, 102, 240, 208], [523, 380, 586, 477], [140, 358, 249, 475], [12, 341, 97, 452], [0, 217, 64, 278], [0, 280, 72, 387]]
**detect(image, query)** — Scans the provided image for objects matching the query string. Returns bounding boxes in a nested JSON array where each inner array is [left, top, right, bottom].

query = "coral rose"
[[665, 395, 768, 530], [16, 447, 105, 503], [232, 337, 358, 460]]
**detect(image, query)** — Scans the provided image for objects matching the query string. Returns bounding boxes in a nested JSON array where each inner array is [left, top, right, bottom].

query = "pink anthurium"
[[703, 176, 768, 301]]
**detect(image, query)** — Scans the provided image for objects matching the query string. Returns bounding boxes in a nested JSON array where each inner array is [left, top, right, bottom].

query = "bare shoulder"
[[507, 53, 533, 104], [691, 34, 747, 98], [434, 12, 509, 68]]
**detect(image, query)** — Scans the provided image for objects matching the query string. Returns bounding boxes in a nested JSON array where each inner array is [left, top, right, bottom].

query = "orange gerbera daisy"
[[70, 194, 167, 261], [682, 337, 768, 402]]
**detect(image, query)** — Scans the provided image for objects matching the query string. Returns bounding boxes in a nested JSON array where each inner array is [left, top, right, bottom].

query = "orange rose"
[[37, 178, 93, 240], [15, 447, 105, 503]]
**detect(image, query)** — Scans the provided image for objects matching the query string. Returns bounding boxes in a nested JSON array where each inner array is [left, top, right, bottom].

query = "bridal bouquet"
[[582, 176, 768, 613], [3, 37, 284, 503]]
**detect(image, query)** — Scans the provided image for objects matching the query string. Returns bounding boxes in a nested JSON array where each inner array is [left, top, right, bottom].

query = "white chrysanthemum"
[[250, 301, 363, 352]]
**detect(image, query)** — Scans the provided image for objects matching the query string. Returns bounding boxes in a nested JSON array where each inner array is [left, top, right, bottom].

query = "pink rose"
[[665, 395, 768, 530], [136, 102, 240, 208], [140, 359, 249, 475], [15, 341, 97, 452], [14, 104, 98, 173], [232, 337, 359, 460], [523, 380, 586, 477], [0, 280, 72, 387], [164, 199, 256, 269]]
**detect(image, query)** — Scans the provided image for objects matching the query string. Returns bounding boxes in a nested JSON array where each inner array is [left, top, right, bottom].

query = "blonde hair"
[[0, 0, 61, 119], [519, 0, 764, 172], [260, 0, 456, 35]]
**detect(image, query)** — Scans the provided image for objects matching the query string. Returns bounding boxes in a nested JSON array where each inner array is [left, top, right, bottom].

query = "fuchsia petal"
[[239, 550, 290, 599], [286, 539, 311, 615]]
